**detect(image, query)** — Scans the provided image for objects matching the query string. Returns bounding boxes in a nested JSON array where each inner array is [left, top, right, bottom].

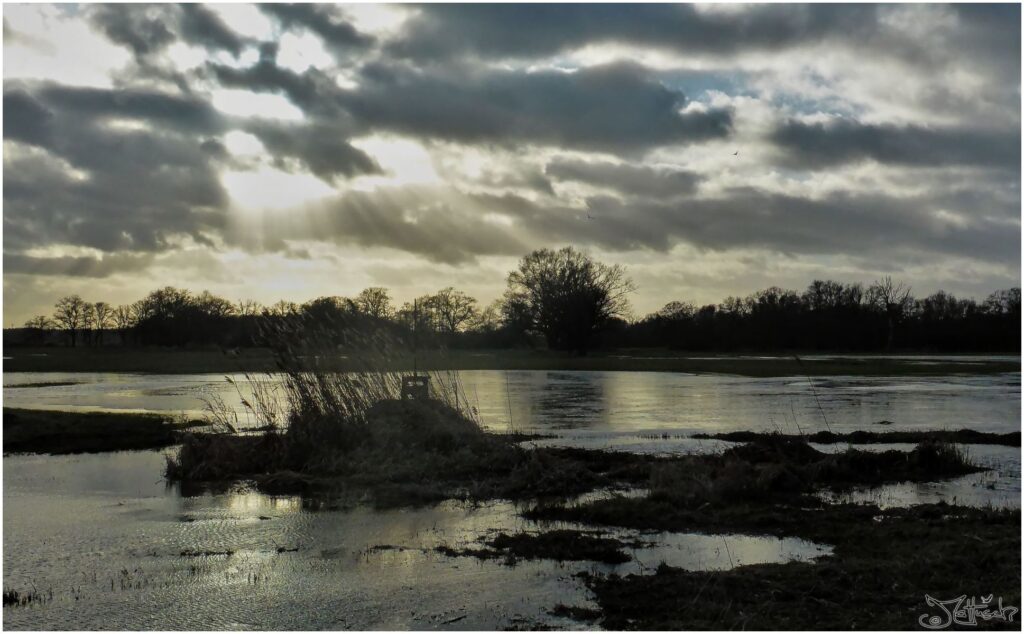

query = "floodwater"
[[4, 451, 828, 630], [3, 365, 1020, 629], [4, 369, 1020, 436]]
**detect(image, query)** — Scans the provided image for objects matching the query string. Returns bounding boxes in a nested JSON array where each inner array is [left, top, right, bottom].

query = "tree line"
[[13, 247, 1021, 353]]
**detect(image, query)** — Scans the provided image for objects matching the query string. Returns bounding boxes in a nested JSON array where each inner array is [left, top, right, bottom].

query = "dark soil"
[[696, 429, 1020, 446], [436, 530, 632, 565], [168, 403, 987, 510], [575, 503, 1020, 630]]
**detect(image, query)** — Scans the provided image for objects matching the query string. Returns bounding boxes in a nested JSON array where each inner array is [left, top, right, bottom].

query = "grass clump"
[[3, 587, 51, 607], [647, 436, 981, 510], [164, 311, 623, 504]]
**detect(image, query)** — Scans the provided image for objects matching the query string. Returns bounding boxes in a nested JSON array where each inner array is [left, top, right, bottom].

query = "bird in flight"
[[733, 150, 740, 156]]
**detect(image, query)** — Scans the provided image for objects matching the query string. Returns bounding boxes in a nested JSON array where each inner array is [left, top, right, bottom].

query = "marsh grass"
[[167, 309, 495, 486], [647, 436, 981, 509]]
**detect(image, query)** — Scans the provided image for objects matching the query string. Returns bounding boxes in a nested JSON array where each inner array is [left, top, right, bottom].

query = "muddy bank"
[[6, 346, 1019, 376], [169, 400, 987, 511], [695, 429, 1021, 446], [436, 529, 634, 565], [575, 503, 1020, 629], [3, 408, 205, 455], [522, 437, 1019, 629]]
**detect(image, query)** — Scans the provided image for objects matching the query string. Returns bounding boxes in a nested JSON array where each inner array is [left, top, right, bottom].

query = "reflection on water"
[[4, 369, 1021, 439], [4, 451, 828, 630], [814, 444, 1021, 509]]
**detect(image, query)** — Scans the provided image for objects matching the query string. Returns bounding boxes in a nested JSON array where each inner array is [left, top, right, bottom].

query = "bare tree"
[[236, 299, 261, 317], [93, 302, 112, 346], [867, 276, 913, 350], [356, 287, 393, 320], [472, 299, 503, 332], [22, 315, 53, 345], [506, 246, 635, 353], [432, 287, 478, 334], [266, 300, 300, 316], [53, 295, 89, 347], [112, 305, 136, 343]]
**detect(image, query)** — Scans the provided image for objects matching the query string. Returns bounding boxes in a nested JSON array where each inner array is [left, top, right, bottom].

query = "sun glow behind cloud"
[[2, 3, 1020, 325], [349, 136, 441, 190], [221, 166, 335, 211]]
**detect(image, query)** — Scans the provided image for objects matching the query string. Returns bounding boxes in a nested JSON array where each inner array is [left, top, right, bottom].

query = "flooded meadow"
[[4, 363, 1020, 629]]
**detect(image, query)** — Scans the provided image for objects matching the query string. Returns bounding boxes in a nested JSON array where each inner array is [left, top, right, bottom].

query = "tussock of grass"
[[3, 588, 51, 607], [648, 436, 981, 509]]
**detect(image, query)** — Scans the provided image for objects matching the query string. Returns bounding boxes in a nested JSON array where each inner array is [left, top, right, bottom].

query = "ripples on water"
[[4, 451, 828, 630], [4, 369, 1020, 436], [3, 367, 1020, 628]]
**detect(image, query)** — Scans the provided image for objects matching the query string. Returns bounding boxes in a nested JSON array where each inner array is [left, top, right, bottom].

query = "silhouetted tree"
[[506, 247, 635, 353], [355, 287, 393, 320], [432, 287, 478, 334], [112, 305, 135, 344], [867, 277, 913, 350], [93, 302, 112, 346], [53, 295, 89, 347]]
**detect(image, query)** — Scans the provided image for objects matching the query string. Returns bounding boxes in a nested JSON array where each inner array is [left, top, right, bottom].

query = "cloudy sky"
[[3, 3, 1020, 325]]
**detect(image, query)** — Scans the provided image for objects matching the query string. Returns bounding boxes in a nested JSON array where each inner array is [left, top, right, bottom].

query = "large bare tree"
[[53, 295, 89, 347], [867, 276, 913, 350], [506, 246, 635, 353], [356, 287, 393, 320]]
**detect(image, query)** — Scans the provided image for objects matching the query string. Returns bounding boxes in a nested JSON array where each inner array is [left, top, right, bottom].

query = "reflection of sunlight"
[[222, 166, 335, 210], [226, 491, 303, 515], [212, 90, 304, 121], [349, 136, 439, 189]]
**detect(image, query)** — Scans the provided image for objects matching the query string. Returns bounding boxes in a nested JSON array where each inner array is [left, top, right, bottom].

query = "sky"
[[3, 3, 1021, 326]]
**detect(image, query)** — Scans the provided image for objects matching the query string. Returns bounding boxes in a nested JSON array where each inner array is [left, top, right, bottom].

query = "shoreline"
[[4, 347, 1020, 376]]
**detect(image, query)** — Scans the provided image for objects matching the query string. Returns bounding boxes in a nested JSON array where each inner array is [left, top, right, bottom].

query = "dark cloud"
[[3, 90, 54, 146], [770, 119, 1021, 169], [260, 4, 373, 58], [88, 4, 251, 60], [3, 252, 157, 277], [242, 119, 381, 182], [546, 158, 700, 198], [179, 4, 248, 56], [389, 4, 885, 61], [473, 187, 1020, 265], [207, 58, 732, 152], [27, 82, 227, 134], [342, 62, 732, 152], [208, 60, 346, 118], [3, 84, 228, 255], [88, 4, 175, 60]]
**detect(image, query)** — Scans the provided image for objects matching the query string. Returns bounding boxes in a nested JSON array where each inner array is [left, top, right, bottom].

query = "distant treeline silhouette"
[[11, 247, 1021, 353]]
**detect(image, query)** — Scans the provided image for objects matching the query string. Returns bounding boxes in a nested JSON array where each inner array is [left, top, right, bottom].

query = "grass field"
[[4, 346, 1019, 376], [3, 408, 205, 454]]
